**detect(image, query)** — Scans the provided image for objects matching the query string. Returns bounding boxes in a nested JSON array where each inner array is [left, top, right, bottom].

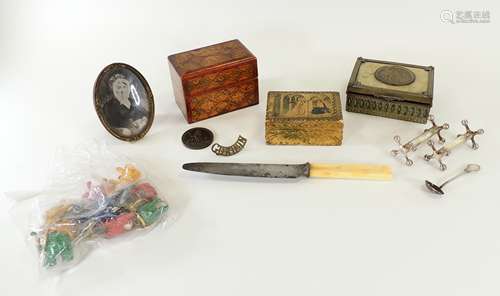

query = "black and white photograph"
[[93, 63, 154, 141]]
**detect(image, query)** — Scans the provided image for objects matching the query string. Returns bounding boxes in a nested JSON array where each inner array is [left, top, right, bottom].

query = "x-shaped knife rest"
[[424, 120, 484, 171], [391, 115, 449, 166]]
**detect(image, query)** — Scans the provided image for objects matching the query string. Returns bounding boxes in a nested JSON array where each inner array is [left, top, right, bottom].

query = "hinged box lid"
[[168, 39, 257, 95], [347, 57, 434, 106]]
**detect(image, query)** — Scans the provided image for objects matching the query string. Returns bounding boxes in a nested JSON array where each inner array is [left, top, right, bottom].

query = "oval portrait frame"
[[93, 63, 155, 142]]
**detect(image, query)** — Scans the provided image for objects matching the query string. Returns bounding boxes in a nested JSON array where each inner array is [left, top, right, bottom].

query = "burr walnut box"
[[346, 57, 434, 124], [168, 39, 259, 123], [265, 91, 343, 146]]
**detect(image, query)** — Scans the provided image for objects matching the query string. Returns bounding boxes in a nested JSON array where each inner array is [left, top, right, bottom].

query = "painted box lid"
[[265, 91, 343, 146]]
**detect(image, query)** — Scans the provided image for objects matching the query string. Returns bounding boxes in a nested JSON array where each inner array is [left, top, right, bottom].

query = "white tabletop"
[[1, 0, 499, 295]]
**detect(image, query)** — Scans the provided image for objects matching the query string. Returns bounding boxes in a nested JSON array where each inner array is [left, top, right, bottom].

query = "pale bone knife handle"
[[309, 163, 392, 181]]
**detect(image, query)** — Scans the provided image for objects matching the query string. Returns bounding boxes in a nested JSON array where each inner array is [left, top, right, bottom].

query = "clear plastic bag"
[[7, 142, 175, 275]]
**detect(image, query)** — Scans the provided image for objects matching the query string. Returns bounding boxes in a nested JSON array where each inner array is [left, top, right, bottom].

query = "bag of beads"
[[7, 142, 176, 275]]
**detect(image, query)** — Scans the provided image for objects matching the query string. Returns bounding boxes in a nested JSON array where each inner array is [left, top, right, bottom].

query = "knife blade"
[[182, 162, 392, 181]]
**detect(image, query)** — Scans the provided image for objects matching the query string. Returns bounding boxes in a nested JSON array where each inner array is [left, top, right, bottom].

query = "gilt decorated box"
[[265, 91, 343, 145], [346, 57, 434, 124], [168, 39, 259, 123]]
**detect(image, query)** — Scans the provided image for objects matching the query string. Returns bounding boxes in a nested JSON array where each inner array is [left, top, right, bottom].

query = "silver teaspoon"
[[425, 164, 480, 195]]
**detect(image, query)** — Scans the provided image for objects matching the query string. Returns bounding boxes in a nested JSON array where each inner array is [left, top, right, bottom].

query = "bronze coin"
[[182, 127, 214, 150]]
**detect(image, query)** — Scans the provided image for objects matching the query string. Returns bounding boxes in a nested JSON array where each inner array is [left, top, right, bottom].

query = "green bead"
[[43, 231, 73, 267], [137, 198, 168, 226]]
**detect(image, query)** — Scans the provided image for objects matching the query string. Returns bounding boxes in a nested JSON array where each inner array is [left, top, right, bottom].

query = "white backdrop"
[[1, 0, 500, 295]]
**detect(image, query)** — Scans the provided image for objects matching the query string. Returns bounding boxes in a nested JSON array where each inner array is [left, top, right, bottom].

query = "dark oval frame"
[[93, 63, 155, 142]]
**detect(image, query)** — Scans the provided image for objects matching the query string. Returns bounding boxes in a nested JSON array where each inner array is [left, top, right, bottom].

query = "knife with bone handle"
[[183, 162, 392, 181]]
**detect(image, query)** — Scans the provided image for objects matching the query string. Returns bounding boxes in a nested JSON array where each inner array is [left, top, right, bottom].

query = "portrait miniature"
[[94, 63, 154, 141]]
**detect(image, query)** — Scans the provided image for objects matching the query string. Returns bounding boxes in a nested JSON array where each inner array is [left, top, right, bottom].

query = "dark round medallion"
[[182, 127, 214, 149], [374, 66, 416, 86]]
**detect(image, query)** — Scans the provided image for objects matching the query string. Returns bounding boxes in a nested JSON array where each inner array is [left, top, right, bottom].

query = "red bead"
[[104, 213, 136, 238], [131, 183, 157, 200]]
